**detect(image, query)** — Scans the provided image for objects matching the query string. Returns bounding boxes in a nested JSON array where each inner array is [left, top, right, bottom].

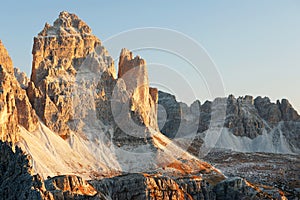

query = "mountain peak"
[[118, 48, 145, 79], [0, 40, 13, 74], [38, 11, 92, 37], [30, 11, 113, 137]]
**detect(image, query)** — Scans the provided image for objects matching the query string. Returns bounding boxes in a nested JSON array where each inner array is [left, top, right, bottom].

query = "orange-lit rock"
[[118, 48, 158, 129], [0, 41, 38, 143], [29, 11, 116, 138]]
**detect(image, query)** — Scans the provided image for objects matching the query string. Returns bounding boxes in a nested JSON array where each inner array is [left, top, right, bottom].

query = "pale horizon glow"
[[0, 1, 299, 112]]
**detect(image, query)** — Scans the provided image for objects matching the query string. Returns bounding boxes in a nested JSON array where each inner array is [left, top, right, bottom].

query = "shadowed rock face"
[[91, 173, 274, 200], [0, 41, 38, 143], [157, 91, 181, 138], [158, 91, 300, 153], [224, 95, 265, 139], [0, 141, 101, 200], [91, 173, 208, 200], [254, 96, 300, 123], [0, 141, 44, 199]]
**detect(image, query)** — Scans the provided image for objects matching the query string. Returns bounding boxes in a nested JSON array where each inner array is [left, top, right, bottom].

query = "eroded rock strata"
[[158, 91, 300, 154], [28, 11, 116, 138], [0, 41, 38, 143]]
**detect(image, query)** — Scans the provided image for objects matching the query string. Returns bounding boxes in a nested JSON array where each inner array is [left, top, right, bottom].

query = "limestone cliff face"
[[44, 175, 98, 199], [31, 11, 115, 85], [158, 92, 300, 153], [28, 12, 159, 140], [0, 41, 38, 143], [118, 48, 158, 130], [0, 40, 13, 74], [14, 67, 29, 89], [92, 173, 209, 200], [28, 11, 116, 138], [91, 173, 272, 200], [224, 95, 265, 139]]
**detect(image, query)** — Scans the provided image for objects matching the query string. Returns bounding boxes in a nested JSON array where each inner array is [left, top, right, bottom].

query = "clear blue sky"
[[0, 1, 299, 112]]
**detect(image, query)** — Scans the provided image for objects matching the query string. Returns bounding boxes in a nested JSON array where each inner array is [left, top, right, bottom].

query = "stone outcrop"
[[224, 95, 265, 139], [157, 91, 181, 138], [0, 40, 13, 74], [0, 141, 46, 199], [0, 41, 38, 143], [157, 91, 200, 139], [254, 96, 300, 124], [1, 11, 299, 200], [31, 11, 115, 85], [118, 48, 158, 130], [91, 173, 274, 200], [44, 175, 98, 199], [91, 173, 212, 200], [0, 141, 104, 200], [27, 12, 158, 142], [14, 67, 30, 89], [213, 177, 273, 200], [110, 49, 159, 148], [28, 11, 116, 138]]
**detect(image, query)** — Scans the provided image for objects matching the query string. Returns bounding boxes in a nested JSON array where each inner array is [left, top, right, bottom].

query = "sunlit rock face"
[[0, 40, 13, 74], [28, 11, 116, 138], [44, 175, 98, 198], [0, 41, 38, 143], [118, 48, 158, 130]]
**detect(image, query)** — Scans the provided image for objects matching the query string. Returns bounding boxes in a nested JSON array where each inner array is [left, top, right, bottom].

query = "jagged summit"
[[0, 40, 13, 74], [29, 11, 116, 137], [118, 48, 145, 78], [38, 11, 93, 37], [158, 92, 300, 154], [116, 48, 158, 129], [31, 11, 112, 85]]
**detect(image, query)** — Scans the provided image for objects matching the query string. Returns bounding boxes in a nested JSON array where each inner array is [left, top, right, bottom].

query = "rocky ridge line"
[[158, 91, 300, 153], [0, 40, 38, 143]]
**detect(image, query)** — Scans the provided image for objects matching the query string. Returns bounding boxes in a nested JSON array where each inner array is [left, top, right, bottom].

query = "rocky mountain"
[[158, 91, 300, 198], [0, 11, 298, 199], [158, 91, 300, 155], [28, 11, 116, 138], [0, 40, 39, 143]]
